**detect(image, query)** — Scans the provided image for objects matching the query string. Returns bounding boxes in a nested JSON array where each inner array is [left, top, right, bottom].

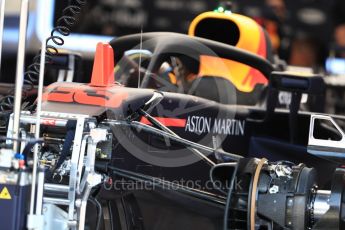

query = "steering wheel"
[[110, 32, 274, 89]]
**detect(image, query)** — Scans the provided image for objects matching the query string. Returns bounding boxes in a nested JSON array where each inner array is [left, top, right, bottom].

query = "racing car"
[[37, 33, 343, 230], [1, 4, 345, 230]]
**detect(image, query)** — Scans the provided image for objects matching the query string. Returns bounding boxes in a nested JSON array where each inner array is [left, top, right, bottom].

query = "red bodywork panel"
[[140, 117, 187, 127]]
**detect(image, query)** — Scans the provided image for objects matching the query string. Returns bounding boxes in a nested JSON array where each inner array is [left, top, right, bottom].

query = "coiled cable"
[[0, 0, 87, 112]]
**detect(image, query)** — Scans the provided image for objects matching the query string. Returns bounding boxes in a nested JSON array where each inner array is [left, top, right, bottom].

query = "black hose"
[[53, 120, 76, 172], [223, 163, 238, 230]]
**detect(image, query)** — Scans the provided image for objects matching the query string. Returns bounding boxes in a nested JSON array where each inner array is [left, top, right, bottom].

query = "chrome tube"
[[0, 0, 6, 70], [35, 168, 45, 215], [43, 197, 70, 206], [44, 183, 69, 194], [31, 20, 48, 215], [20, 116, 68, 126], [12, 0, 29, 152]]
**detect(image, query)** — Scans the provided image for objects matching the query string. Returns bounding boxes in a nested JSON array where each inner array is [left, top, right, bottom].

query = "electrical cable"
[[88, 196, 103, 230], [53, 120, 76, 173], [223, 163, 238, 230], [0, 0, 87, 112]]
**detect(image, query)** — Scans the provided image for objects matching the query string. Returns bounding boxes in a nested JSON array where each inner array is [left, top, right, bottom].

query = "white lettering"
[[185, 116, 191, 132], [205, 117, 211, 133], [238, 120, 245, 136], [185, 116, 246, 136]]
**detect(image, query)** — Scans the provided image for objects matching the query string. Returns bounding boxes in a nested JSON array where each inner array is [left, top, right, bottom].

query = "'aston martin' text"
[[185, 116, 245, 136]]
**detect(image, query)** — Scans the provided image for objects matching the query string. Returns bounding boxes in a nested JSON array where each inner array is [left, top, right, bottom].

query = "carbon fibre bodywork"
[[41, 33, 340, 230]]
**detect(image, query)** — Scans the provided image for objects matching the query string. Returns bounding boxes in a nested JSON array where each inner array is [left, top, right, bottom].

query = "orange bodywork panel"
[[189, 12, 269, 92], [43, 42, 128, 108], [198, 55, 268, 92], [90, 42, 115, 87], [42, 83, 128, 108]]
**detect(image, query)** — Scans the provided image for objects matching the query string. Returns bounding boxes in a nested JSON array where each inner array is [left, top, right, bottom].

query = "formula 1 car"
[[1, 4, 345, 230], [37, 33, 345, 229]]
